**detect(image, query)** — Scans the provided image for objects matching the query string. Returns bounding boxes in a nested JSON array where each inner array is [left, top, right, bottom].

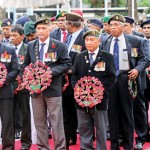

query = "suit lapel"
[[92, 48, 103, 67], [124, 34, 131, 60], [105, 36, 112, 52]]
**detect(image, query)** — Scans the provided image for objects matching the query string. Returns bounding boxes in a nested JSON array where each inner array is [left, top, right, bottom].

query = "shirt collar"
[[71, 29, 82, 39], [15, 42, 23, 50], [112, 33, 124, 41], [88, 47, 99, 56], [39, 37, 50, 45]]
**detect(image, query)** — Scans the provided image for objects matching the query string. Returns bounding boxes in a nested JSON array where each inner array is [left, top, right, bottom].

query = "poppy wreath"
[[22, 61, 52, 94], [0, 62, 7, 87], [62, 74, 69, 92], [128, 78, 137, 99], [74, 76, 104, 108]]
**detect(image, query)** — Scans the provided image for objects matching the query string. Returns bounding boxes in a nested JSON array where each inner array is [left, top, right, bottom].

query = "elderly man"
[[1, 18, 13, 46], [87, 18, 103, 32], [22, 18, 72, 150], [0, 41, 19, 150], [140, 19, 150, 143], [71, 29, 116, 150], [101, 14, 146, 150]]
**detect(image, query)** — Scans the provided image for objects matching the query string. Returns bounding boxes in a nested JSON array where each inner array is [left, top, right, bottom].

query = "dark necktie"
[[89, 53, 95, 66], [66, 34, 72, 48], [113, 39, 119, 76], [62, 31, 67, 42], [39, 43, 45, 62]]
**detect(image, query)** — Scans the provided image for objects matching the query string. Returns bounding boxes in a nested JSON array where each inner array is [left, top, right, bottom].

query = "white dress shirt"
[[110, 34, 130, 70], [39, 37, 49, 62], [15, 42, 23, 56]]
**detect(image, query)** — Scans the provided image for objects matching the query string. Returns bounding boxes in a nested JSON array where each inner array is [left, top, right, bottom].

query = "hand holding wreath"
[[22, 61, 52, 94], [0, 62, 7, 87]]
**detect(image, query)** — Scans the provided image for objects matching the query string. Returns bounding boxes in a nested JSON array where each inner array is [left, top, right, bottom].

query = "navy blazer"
[[71, 49, 116, 110], [22, 38, 72, 97], [50, 28, 62, 41], [101, 34, 146, 90], [0, 43, 20, 99]]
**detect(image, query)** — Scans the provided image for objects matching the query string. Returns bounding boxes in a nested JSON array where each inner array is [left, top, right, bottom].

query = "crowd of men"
[[0, 9, 149, 150]]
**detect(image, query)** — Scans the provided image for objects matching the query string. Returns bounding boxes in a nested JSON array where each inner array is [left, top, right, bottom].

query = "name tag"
[[123, 49, 128, 61]]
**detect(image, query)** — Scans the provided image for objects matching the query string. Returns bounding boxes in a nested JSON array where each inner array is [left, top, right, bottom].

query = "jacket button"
[[88, 70, 91, 72]]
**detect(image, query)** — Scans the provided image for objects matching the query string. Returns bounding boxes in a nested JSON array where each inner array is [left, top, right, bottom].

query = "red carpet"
[[14, 136, 150, 150]]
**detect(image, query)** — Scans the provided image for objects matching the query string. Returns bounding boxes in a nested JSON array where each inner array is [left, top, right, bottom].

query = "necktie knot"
[[114, 38, 119, 42]]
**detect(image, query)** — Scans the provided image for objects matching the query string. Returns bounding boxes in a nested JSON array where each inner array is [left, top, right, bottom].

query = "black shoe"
[[134, 142, 143, 150], [15, 131, 21, 139], [20, 146, 29, 150]]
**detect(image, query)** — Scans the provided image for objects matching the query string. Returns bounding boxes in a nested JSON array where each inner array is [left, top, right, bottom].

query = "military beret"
[[50, 16, 56, 22], [87, 19, 103, 28], [66, 12, 83, 22], [124, 16, 134, 24], [16, 15, 31, 27], [24, 21, 35, 36], [34, 19, 49, 28], [72, 10, 83, 17], [83, 29, 100, 39], [101, 16, 111, 23], [1, 18, 13, 27], [140, 19, 150, 28], [56, 11, 67, 19], [108, 14, 125, 25]]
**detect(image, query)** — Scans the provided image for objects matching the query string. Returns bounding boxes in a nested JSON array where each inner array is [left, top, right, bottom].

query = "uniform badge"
[[61, 11, 65, 17], [131, 48, 138, 57], [7, 22, 11, 25], [45, 19, 48, 24], [116, 16, 119, 20], [94, 61, 105, 71]]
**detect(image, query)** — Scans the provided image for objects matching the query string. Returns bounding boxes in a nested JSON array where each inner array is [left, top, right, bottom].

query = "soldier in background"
[[1, 18, 13, 46]]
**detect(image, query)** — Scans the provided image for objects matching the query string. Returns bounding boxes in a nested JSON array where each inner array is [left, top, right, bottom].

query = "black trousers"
[[62, 93, 77, 148], [0, 98, 15, 150], [108, 73, 134, 150], [134, 90, 148, 144], [14, 91, 32, 148]]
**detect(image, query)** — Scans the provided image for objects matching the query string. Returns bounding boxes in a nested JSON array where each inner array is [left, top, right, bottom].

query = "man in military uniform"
[[123, 16, 148, 150], [140, 19, 150, 143], [124, 16, 144, 37], [50, 11, 68, 42], [63, 12, 87, 149], [10, 24, 32, 150], [22, 18, 71, 150], [0, 40, 19, 150], [71, 29, 116, 150], [101, 15, 111, 35], [101, 14, 146, 150], [24, 21, 37, 42], [86, 19, 103, 32], [1, 18, 13, 46]]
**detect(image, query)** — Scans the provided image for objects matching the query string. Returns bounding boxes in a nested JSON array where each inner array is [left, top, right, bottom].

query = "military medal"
[[94, 61, 105, 71], [131, 48, 138, 57]]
